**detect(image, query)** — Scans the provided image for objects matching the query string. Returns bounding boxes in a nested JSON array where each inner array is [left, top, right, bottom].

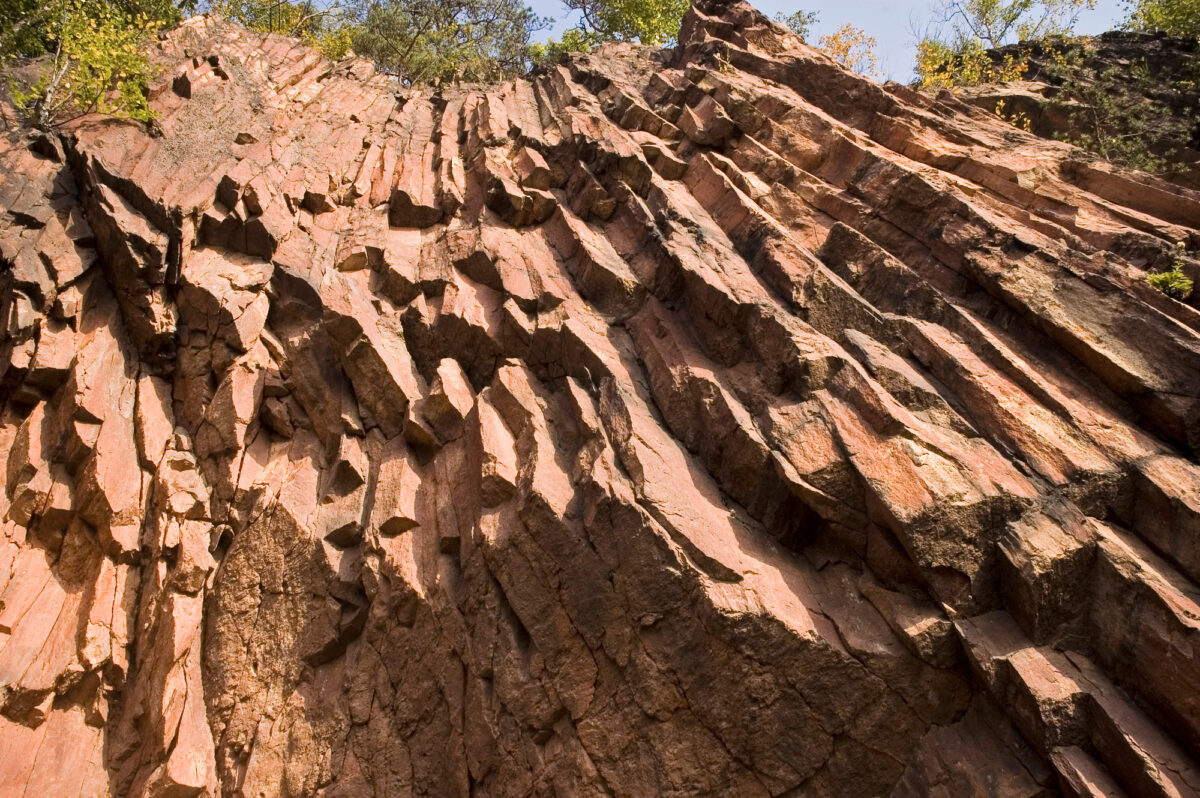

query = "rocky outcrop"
[[953, 31, 1200, 188], [1, 1, 1199, 795]]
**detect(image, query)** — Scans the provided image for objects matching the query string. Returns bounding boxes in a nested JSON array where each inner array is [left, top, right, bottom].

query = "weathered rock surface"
[[1, 2, 1199, 795]]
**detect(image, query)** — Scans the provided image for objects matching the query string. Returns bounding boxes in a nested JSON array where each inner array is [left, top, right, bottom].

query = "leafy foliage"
[[528, 28, 602, 65], [308, 19, 357, 60], [211, 0, 315, 34], [528, 0, 694, 65], [1148, 268, 1195, 298], [818, 23, 881, 77], [211, 0, 360, 59], [2, 0, 183, 59], [994, 97, 1033, 129], [927, 0, 1095, 48], [915, 0, 1092, 86], [6, 0, 165, 127], [3, 0, 65, 58], [774, 9, 819, 41], [561, 0, 690, 46], [1148, 246, 1195, 299], [915, 36, 1028, 88], [218, 0, 547, 79], [1124, 0, 1200, 37], [1040, 40, 1199, 174], [909, 0, 1196, 177], [772, 9, 880, 77], [347, 0, 545, 81]]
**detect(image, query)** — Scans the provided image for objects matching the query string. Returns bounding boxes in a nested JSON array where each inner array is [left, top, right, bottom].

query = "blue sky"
[[529, 0, 1130, 81]]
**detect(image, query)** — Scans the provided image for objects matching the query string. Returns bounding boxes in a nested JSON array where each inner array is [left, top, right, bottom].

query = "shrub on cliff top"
[[925, 0, 1096, 49], [214, 0, 546, 79], [212, 0, 360, 60], [529, 0, 689, 66], [349, 0, 546, 81], [914, 0, 1094, 87], [819, 23, 881, 77], [771, 10, 883, 78], [915, 36, 1028, 88], [775, 9, 820, 41], [4, 0, 171, 128], [1040, 43, 1198, 175], [911, 0, 1197, 177], [1125, 0, 1200, 37], [568, 0, 691, 46]]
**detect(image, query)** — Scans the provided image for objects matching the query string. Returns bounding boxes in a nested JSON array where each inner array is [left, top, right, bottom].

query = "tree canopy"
[[914, 0, 1093, 87], [1124, 0, 1200, 37], [2, 0, 185, 59], [774, 9, 819, 41], [562, 0, 691, 46], [818, 23, 880, 76], [348, 0, 546, 82], [2, 0, 183, 126], [926, 0, 1095, 49], [208, 0, 356, 59], [212, 0, 680, 77]]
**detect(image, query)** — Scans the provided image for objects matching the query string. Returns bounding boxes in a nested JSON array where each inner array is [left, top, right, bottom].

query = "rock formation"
[[1, 1, 1200, 795], [955, 31, 1200, 189]]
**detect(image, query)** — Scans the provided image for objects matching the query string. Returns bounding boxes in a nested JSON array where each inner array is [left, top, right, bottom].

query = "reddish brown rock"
[[1, 1, 1200, 796]]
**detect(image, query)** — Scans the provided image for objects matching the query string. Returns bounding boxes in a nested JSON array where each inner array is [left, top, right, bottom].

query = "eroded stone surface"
[[1, 1, 1199, 795]]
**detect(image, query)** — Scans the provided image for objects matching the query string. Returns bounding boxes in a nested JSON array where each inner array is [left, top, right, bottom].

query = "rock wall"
[[1, 1, 1199, 795]]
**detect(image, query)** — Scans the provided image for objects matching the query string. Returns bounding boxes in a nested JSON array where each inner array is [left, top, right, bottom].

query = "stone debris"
[[0, 0, 1199, 795]]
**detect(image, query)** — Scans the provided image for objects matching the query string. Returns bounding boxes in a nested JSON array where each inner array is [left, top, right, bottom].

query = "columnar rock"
[[1, 1, 1199, 795]]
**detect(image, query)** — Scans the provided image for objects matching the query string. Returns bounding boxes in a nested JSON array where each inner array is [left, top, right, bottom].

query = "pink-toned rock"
[[513, 146, 552, 190], [420, 357, 475, 443], [475, 392, 519, 507], [0, 2, 1198, 795], [370, 436, 421, 536], [388, 99, 443, 228]]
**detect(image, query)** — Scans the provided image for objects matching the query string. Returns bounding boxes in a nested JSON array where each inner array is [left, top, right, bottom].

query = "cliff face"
[[1, 2, 1200, 796]]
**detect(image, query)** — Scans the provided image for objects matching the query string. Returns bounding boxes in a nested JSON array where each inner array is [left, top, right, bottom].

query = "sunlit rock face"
[[1, 1, 1199, 795]]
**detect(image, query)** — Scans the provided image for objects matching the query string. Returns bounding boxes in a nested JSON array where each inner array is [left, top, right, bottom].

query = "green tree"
[[530, 0, 693, 65], [212, 0, 358, 59], [1041, 41, 1199, 174], [2, 0, 185, 58], [560, 0, 690, 48], [5, 0, 173, 127], [1124, 0, 1200, 36], [819, 23, 881, 76], [212, 0, 319, 34], [348, 0, 545, 81], [774, 9, 819, 41], [915, 0, 1093, 86], [928, 0, 1095, 48], [528, 28, 601, 65], [2, 0, 61, 58]]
